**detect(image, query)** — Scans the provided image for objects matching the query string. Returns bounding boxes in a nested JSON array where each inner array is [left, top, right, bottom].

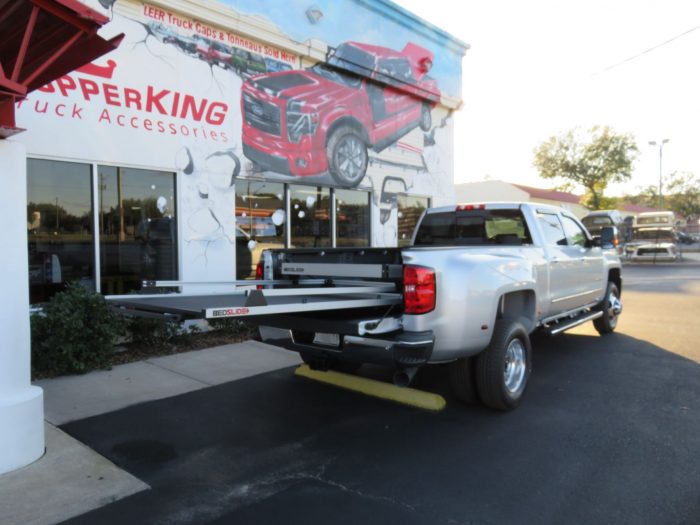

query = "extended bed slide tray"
[[108, 278, 401, 321]]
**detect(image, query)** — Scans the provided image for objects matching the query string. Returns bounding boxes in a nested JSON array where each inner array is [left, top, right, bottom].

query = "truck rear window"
[[413, 209, 532, 246], [583, 217, 613, 227]]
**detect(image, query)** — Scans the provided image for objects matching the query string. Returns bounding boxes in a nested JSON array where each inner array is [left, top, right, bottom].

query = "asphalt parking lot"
[[60, 259, 700, 525]]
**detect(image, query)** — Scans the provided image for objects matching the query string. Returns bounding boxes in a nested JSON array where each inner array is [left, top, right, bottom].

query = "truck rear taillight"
[[403, 265, 436, 314], [255, 260, 264, 289]]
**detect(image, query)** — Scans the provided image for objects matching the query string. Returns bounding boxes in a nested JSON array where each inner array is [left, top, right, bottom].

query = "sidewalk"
[[0, 340, 301, 525]]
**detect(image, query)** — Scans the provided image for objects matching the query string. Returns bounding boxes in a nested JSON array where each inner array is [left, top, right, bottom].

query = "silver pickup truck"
[[256, 202, 623, 411]]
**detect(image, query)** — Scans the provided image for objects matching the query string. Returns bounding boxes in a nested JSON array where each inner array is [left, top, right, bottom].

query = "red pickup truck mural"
[[241, 41, 440, 187]]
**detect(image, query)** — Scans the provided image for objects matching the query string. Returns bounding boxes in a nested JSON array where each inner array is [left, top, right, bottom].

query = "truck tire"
[[593, 282, 621, 334], [327, 126, 368, 187], [419, 103, 432, 132], [449, 357, 478, 404], [475, 319, 532, 411]]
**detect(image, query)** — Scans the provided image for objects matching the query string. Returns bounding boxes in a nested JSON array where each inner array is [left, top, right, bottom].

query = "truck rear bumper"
[[260, 326, 434, 368]]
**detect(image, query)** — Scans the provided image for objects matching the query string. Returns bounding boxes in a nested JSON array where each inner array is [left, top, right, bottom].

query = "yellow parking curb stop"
[[294, 364, 446, 412]]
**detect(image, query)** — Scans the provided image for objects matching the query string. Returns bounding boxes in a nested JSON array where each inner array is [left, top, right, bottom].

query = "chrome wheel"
[[503, 338, 527, 396], [594, 282, 621, 335], [476, 319, 532, 410], [606, 289, 622, 328], [334, 135, 366, 184]]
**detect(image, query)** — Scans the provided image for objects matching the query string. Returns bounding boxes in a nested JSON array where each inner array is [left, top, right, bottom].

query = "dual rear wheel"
[[450, 281, 620, 410], [450, 319, 532, 411]]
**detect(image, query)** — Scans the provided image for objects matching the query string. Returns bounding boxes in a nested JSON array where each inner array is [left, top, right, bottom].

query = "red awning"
[[0, 0, 123, 137]]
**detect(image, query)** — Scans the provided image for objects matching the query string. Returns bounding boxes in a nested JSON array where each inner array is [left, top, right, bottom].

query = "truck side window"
[[561, 215, 588, 247], [536, 212, 567, 246]]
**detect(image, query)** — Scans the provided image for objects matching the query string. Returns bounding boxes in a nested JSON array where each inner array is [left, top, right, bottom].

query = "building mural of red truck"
[[241, 41, 440, 187], [17, 0, 463, 284]]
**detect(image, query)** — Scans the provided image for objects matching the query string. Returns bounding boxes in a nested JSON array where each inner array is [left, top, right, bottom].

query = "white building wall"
[[455, 180, 529, 203]]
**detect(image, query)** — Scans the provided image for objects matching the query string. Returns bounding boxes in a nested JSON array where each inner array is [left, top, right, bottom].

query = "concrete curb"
[[35, 340, 301, 426], [0, 423, 149, 525]]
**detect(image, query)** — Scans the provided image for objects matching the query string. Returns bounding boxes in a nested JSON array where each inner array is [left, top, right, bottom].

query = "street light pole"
[[648, 139, 669, 209]]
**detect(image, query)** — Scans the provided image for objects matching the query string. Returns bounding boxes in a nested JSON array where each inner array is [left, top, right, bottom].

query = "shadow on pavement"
[[61, 333, 700, 525]]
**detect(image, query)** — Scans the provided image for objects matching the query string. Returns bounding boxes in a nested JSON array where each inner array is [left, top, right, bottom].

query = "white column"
[[0, 139, 44, 474]]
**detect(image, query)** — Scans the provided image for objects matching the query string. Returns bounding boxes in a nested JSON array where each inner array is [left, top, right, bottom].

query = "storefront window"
[[27, 159, 94, 304], [289, 185, 330, 248], [235, 181, 285, 279], [398, 195, 430, 246], [98, 166, 177, 294], [335, 189, 370, 246]]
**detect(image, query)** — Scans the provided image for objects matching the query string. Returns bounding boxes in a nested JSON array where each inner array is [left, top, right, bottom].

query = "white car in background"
[[625, 227, 678, 261]]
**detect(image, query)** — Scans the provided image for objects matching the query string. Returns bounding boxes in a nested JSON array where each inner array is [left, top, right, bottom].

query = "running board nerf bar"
[[543, 310, 603, 336]]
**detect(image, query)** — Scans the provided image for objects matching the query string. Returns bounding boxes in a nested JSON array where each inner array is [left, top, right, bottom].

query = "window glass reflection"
[[335, 189, 370, 247], [99, 166, 177, 294], [235, 181, 285, 279], [398, 195, 429, 246], [27, 159, 94, 304], [289, 185, 330, 247], [561, 215, 587, 247], [536, 213, 567, 246]]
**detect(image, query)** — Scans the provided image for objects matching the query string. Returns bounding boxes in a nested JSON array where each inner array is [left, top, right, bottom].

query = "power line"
[[600, 23, 700, 73]]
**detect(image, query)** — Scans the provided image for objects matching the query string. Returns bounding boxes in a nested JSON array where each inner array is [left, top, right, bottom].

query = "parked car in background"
[[622, 215, 635, 242], [582, 210, 624, 254], [582, 210, 625, 237], [625, 227, 678, 261], [676, 231, 696, 245], [633, 210, 676, 228]]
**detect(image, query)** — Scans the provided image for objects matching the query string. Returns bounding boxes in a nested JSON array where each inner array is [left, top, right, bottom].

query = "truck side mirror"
[[600, 226, 618, 250]]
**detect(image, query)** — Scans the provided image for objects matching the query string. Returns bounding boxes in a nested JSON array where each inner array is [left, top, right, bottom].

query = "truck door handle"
[[551, 257, 560, 264]]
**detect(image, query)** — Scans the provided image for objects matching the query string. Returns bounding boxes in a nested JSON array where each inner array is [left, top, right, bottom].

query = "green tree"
[[636, 171, 700, 218], [666, 171, 700, 219], [629, 186, 660, 209], [533, 126, 638, 210]]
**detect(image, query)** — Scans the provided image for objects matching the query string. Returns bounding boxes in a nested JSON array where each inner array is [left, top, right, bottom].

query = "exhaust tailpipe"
[[393, 367, 418, 387]]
